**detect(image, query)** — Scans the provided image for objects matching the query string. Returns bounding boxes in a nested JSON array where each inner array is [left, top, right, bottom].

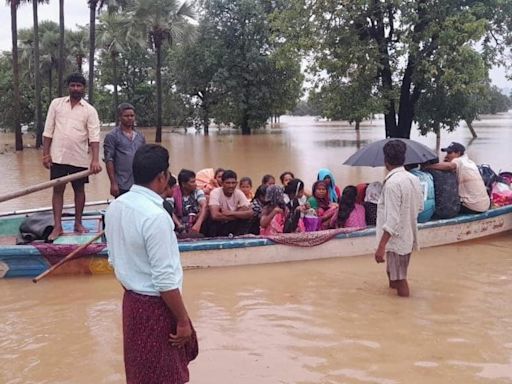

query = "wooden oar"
[[0, 199, 112, 217], [32, 230, 105, 283], [0, 169, 93, 203]]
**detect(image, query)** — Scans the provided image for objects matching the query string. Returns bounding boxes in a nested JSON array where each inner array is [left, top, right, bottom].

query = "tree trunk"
[[33, 0, 43, 148], [77, 56, 82, 72], [465, 119, 477, 138], [11, 1, 23, 151], [88, 1, 96, 105], [241, 112, 250, 135], [355, 120, 360, 131], [112, 52, 119, 123], [155, 39, 163, 143], [58, 0, 65, 97], [202, 101, 209, 135]]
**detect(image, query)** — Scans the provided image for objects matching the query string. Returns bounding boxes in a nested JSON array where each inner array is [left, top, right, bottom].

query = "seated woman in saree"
[[317, 168, 341, 203], [335, 185, 367, 229], [169, 169, 208, 237], [307, 181, 338, 229], [260, 185, 305, 235]]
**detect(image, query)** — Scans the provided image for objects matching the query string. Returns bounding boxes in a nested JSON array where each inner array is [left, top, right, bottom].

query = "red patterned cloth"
[[33, 243, 106, 266], [265, 227, 362, 247], [123, 290, 198, 384]]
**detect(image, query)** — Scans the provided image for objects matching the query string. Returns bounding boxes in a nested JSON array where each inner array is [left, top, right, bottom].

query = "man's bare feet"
[[47, 227, 64, 242], [74, 223, 89, 234]]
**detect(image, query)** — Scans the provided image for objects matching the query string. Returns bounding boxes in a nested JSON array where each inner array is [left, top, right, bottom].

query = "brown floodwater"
[[1, 115, 512, 383]]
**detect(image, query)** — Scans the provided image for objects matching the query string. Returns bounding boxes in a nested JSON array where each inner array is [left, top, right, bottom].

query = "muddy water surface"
[[1, 114, 512, 383]]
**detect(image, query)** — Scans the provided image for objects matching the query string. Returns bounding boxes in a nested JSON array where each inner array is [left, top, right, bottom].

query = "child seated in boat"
[[260, 185, 305, 235], [284, 178, 309, 209], [239, 177, 254, 200], [307, 181, 338, 229], [249, 184, 267, 235], [335, 186, 366, 228]]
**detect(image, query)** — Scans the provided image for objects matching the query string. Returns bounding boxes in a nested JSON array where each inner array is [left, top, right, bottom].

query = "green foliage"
[[273, 0, 512, 137], [171, 0, 304, 134]]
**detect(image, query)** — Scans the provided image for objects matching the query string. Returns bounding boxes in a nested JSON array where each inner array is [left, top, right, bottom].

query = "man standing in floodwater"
[[105, 144, 198, 383], [42, 72, 102, 241], [103, 103, 146, 197], [375, 140, 423, 297]]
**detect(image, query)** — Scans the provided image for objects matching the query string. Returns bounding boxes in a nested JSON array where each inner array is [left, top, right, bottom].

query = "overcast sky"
[[1, 1, 511, 91]]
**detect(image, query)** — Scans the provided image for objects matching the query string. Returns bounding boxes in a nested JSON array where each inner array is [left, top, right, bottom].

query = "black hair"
[[240, 176, 252, 186], [261, 174, 275, 184], [221, 169, 237, 182], [279, 171, 295, 184], [117, 102, 135, 116], [178, 169, 196, 186], [284, 178, 304, 197], [168, 174, 177, 188], [214, 168, 225, 178], [66, 72, 86, 86], [383, 140, 406, 166], [253, 184, 267, 202], [337, 185, 357, 227], [133, 144, 169, 185]]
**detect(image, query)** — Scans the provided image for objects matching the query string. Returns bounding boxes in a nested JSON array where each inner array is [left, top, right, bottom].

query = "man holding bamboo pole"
[[42, 73, 102, 241]]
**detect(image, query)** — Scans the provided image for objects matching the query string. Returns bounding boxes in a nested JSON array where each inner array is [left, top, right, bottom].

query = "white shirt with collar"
[[376, 167, 424, 255], [105, 184, 183, 296], [43, 96, 100, 168]]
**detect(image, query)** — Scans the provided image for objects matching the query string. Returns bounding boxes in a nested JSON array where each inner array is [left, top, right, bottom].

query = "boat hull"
[[1, 205, 511, 278]]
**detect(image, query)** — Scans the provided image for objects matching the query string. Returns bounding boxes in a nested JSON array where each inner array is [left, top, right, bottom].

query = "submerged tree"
[[274, 0, 512, 138], [7, 0, 25, 150]]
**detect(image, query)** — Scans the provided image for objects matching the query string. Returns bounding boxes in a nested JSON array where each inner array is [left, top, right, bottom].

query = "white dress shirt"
[[376, 167, 424, 255], [105, 184, 183, 296]]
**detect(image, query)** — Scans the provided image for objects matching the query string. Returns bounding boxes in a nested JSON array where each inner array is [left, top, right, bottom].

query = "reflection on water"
[[1, 234, 512, 383]]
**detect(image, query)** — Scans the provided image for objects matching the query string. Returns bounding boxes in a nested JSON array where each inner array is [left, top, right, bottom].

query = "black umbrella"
[[343, 138, 438, 167]]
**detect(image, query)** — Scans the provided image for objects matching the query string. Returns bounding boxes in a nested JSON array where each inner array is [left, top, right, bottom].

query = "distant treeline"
[[3, 0, 512, 150]]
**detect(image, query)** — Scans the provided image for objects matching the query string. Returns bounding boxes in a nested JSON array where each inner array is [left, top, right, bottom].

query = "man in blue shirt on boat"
[[103, 103, 146, 197], [105, 144, 198, 383], [375, 140, 423, 297]]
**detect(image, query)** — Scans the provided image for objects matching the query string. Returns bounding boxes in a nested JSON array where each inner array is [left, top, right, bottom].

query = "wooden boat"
[[1, 204, 511, 279]]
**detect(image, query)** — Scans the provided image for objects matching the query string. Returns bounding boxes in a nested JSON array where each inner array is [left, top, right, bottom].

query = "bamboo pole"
[[0, 170, 93, 203], [32, 230, 105, 283], [0, 199, 112, 217]]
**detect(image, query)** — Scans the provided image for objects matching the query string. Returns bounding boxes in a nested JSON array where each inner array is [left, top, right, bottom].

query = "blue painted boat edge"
[[1, 205, 511, 259]]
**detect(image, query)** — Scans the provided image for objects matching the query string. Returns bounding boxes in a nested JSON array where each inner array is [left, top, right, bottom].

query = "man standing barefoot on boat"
[[103, 103, 145, 197], [42, 72, 102, 241], [105, 144, 198, 383], [375, 140, 423, 297]]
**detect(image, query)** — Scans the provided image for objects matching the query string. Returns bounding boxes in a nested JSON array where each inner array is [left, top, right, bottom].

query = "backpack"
[[477, 164, 499, 197], [427, 169, 460, 219], [410, 170, 435, 223]]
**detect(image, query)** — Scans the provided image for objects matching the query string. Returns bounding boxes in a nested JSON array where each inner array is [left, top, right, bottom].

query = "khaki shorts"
[[386, 252, 411, 281]]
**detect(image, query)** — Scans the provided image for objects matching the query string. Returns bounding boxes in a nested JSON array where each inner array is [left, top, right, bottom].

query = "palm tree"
[[67, 28, 88, 72], [57, 0, 64, 97], [87, 0, 131, 105], [39, 22, 60, 102], [130, 0, 195, 142], [31, 0, 49, 148], [7, 0, 25, 151], [97, 11, 135, 120]]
